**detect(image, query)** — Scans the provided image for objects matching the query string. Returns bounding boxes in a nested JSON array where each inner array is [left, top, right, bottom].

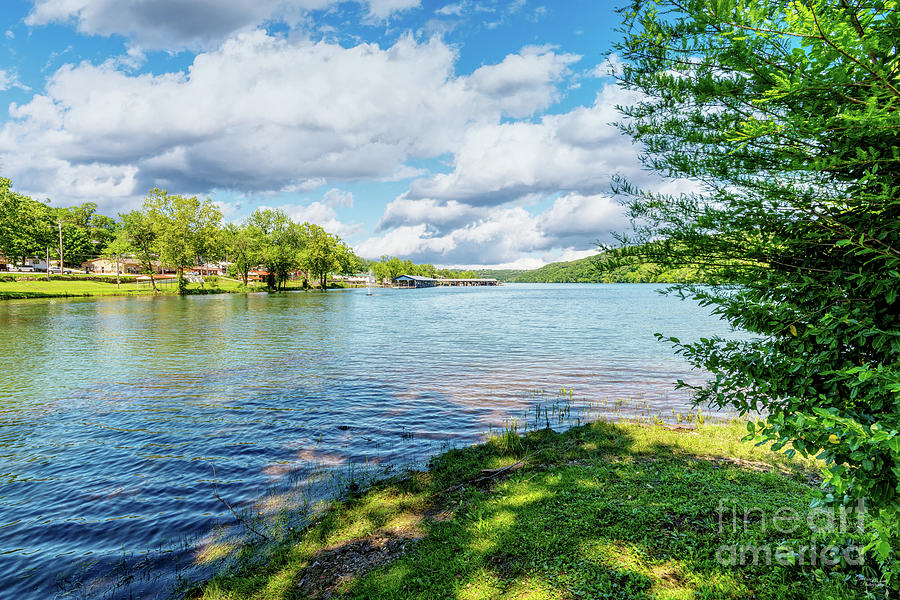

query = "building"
[[392, 275, 438, 288], [81, 258, 166, 274]]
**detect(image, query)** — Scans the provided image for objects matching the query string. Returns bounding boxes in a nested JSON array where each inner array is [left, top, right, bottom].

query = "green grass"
[[0, 276, 337, 299], [0, 278, 159, 299], [189, 421, 880, 600]]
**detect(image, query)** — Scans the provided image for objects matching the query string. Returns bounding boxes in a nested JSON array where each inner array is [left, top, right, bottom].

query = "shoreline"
[[184, 420, 878, 600], [0, 276, 350, 301]]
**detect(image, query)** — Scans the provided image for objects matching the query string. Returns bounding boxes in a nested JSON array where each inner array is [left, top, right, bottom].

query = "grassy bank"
[[0, 276, 343, 300], [189, 421, 880, 600]]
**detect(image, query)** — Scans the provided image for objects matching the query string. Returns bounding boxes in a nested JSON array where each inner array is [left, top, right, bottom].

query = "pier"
[[392, 275, 500, 288]]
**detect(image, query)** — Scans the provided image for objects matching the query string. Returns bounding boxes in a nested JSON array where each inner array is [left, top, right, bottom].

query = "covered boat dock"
[[391, 275, 500, 288]]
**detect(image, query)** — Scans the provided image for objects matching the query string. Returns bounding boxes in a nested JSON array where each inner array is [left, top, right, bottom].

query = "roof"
[[393, 275, 437, 281], [440, 278, 498, 283]]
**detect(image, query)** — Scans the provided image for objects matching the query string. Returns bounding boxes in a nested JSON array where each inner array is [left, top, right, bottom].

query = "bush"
[[615, 0, 900, 584]]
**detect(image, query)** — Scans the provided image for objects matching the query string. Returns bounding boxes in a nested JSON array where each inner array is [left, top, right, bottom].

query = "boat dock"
[[392, 275, 500, 288]]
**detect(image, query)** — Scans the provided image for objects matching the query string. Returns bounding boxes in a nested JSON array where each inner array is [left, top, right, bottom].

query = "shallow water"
[[0, 283, 739, 598]]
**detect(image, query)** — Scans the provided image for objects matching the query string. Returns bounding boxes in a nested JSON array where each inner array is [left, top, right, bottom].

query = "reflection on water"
[[0, 284, 740, 599]]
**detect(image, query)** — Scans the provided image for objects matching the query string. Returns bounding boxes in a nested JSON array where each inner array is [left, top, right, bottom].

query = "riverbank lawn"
[[0, 278, 157, 299], [192, 421, 879, 600], [0, 277, 312, 299]]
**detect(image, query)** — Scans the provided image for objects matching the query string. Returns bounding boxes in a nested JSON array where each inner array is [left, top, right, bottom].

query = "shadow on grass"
[[193, 422, 873, 600]]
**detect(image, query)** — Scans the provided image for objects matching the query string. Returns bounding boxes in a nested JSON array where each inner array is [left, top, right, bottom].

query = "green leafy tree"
[[615, 0, 900, 580], [248, 208, 303, 290], [0, 178, 54, 265], [373, 256, 406, 282], [120, 210, 159, 293], [101, 228, 133, 288], [144, 188, 223, 293], [222, 223, 262, 286], [55, 202, 117, 259], [299, 223, 355, 289]]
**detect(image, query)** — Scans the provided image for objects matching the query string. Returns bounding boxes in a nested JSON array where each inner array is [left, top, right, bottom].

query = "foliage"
[[614, 0, 900, 582], [144, 188, 223, 293], [299, 223, 355, 289], [0, 178, 53, 264], [119, 210, 160, 292], [507, 253, 704, 283], [54, 202, 120, 262], [247, 208, 304, 290], [371, 256, 479, 282], [222, 223, 261, 286]]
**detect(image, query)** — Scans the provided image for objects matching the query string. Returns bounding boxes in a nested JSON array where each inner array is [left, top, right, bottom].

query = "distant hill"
[[473, 269, 527, 282], [477, 254, 703, 284]]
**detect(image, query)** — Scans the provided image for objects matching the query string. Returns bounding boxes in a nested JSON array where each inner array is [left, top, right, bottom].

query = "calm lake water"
[[0, 284, 738, 599]]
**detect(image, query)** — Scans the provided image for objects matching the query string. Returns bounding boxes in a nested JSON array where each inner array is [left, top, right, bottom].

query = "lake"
[[0, 284, 739, 599]]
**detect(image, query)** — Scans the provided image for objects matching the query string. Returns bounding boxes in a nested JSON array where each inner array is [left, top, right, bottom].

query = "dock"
[[392, 275, 500, 288]]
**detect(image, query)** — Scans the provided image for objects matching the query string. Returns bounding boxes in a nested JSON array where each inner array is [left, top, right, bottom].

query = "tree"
[[120, 210, 160, 293], [144, 188, 223, 293], [299, 223, 354, 289], [102, 228, 133, 289], [248, 209, 303, 290], [222, 223, 262, 286], [614, 0, 900, 580], [0, 178, 53, 265]]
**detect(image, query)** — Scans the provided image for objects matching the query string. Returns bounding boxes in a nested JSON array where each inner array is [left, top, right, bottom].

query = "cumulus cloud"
[[466, 46, 579, 118], [25, 0, 421, 50], [322, 188, 354, 208], [264, 200, 362, 239], [376, 195, 482, 232], [0, 32, 577, 207], [357, 192, 625, 265], [408, 83, 645, 206]]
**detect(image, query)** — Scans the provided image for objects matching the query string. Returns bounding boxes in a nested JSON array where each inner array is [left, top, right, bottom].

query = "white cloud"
[[0, 33, 576, 208], [376, 195, 482, 232], [554, 248, 598, 262], [466, 45, 579, 118], [435, 2, 464, 16], [357, 192, 625, 265], [407, 83, 646, 205], [0, 69, 29, 92], [365, 0, 420, 21], [322, 188, 354, 208], [268, 200, 362, 239], [25, 0, 421, 50]]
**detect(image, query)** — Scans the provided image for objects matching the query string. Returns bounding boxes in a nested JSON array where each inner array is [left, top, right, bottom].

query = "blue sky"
[[0, 0, 652, 268]]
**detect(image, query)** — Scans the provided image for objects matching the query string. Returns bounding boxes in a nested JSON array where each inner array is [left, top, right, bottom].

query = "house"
[[197, 263, 230, 276], [392, 275, 438, 288], [81, 258, 166, 274]]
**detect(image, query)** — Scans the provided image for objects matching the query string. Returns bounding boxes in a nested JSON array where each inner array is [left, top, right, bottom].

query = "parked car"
[[17, 266, 35, 272], [48, 267, 73, 274]]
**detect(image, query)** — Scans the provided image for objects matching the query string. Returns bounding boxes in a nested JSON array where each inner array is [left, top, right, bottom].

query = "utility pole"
[[57, 219, 63, 274], [116, 253, 120, 289], [46, 247, 50, 281]]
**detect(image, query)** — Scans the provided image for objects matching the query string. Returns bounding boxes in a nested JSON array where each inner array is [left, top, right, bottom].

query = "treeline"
[[479, 254, 704, 283], [1, 179, 362, 293], [0, 178, 120, 268], [367, 256, 477, 282]]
